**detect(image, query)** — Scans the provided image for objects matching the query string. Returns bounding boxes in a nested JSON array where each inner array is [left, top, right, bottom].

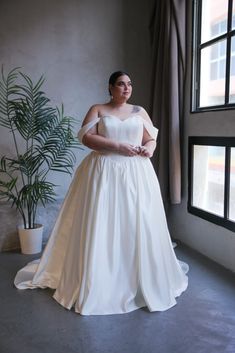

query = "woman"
[[14, 71, 188, 315]]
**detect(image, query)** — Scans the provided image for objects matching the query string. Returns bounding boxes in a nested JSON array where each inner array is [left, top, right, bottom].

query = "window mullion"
[[228, 0, 233, 31], [224, 146, 231, 220], [195, 0, 202, 109], [225, 0, 233, 103], [196, 48, 201, 108], [225, 36, 231, 104]]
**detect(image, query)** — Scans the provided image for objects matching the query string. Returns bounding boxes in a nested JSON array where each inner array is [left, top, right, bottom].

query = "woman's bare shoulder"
[[82, 104, 106, 125]]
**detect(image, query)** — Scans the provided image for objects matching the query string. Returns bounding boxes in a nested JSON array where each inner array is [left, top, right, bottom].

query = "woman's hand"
[[118, 143, 139, 156], [117, 143, 154, 157], [138, 146, 153, 158]]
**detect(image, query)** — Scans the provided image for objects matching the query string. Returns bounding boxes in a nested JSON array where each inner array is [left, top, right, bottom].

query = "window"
[[188, 137, 235, 231], [192, 0, 235, 110]]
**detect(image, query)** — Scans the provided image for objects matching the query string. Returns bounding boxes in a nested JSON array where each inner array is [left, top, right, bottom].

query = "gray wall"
[[0, 0, 153, 250], [168, 1, 235, 272], [1, 0, 233, 273]]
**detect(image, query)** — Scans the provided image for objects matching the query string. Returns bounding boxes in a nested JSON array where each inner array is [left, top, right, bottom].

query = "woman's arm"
[[141, 134, 156, 158], [139, 108, 157, 158]]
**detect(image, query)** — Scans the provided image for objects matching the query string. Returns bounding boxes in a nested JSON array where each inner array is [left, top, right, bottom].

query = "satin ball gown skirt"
[[14, 115, 188, 315]]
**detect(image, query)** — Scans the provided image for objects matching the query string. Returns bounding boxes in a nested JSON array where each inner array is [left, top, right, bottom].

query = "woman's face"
[[109, 75, 132, 101]]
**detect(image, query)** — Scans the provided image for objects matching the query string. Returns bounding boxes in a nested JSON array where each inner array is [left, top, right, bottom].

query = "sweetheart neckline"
[[100, 115, 142, 122]]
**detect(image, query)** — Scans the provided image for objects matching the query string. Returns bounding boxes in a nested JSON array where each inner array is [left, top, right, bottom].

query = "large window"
[[188, 137, 235, 231], [192, 0, 235, 110]]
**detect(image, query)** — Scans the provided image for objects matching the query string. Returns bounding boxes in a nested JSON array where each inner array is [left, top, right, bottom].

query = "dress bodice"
[[98, 116, 144, 146], [77, 115, 158, 146]]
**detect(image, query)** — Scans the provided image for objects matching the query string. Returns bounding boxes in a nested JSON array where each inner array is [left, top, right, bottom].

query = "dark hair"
[[108, 70, 130, 95]]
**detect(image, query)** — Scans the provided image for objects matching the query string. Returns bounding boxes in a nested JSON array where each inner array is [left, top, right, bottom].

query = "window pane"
[[219, 58, 226, 78], [193, 145, 225, 217], [229, 36, 235, 102], [230, 56, 235, 75], [232, 35, 235, 52], [200, 44, 226, 106], [211, 44, 219, 59], [232, 4, 235, 30], [229, 148, 235, 221], [201, 0, 228, 43], [210, 62, 218, 80], [220, 40, 226, 56]]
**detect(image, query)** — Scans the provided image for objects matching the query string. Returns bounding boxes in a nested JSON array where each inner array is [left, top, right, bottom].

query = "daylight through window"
[[188, 137, 235, 232], [193, 0, 235, 110]]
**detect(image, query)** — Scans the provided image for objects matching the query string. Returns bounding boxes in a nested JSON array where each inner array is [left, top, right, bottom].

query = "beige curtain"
[[149, 0, 186, 204]]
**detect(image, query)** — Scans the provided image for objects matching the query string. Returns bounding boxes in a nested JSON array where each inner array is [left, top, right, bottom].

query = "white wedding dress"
[[14, 115, 188, 315]]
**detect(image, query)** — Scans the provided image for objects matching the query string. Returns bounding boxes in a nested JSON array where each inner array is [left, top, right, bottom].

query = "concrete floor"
[[0, 243, 235, 353]]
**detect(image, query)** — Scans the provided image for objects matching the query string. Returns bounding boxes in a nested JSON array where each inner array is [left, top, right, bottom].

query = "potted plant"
[[0, 67, 80, 254]]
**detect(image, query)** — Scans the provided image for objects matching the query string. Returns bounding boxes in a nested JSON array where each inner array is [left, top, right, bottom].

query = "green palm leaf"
[[0, 67, 81, 229]]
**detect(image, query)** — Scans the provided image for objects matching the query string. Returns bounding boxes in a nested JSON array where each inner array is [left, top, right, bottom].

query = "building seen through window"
[[193, 0, 235, 109], [188, 138, 235, 231], [190, 2, 235, 231]]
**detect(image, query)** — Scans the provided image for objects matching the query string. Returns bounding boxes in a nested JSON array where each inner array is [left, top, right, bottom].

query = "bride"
[[14, 71, 188, 315]]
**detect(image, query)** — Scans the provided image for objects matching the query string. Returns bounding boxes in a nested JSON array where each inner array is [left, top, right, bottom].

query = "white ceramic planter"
[[18, 224, 43, 254]]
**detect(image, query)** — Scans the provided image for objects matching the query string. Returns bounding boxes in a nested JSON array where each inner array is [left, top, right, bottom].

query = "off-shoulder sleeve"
[[77, 117, 100, 143], [142, 118, 158, 140]]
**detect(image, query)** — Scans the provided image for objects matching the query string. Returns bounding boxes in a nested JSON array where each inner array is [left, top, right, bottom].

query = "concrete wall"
[[0, 0, 153, 250], [2, 0, 233, 273], [168, 1, 235, 272]]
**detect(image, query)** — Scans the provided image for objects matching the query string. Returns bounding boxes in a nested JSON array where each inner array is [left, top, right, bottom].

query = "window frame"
[[188, 136, 235, 232], [192, 0, 235, 112]]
